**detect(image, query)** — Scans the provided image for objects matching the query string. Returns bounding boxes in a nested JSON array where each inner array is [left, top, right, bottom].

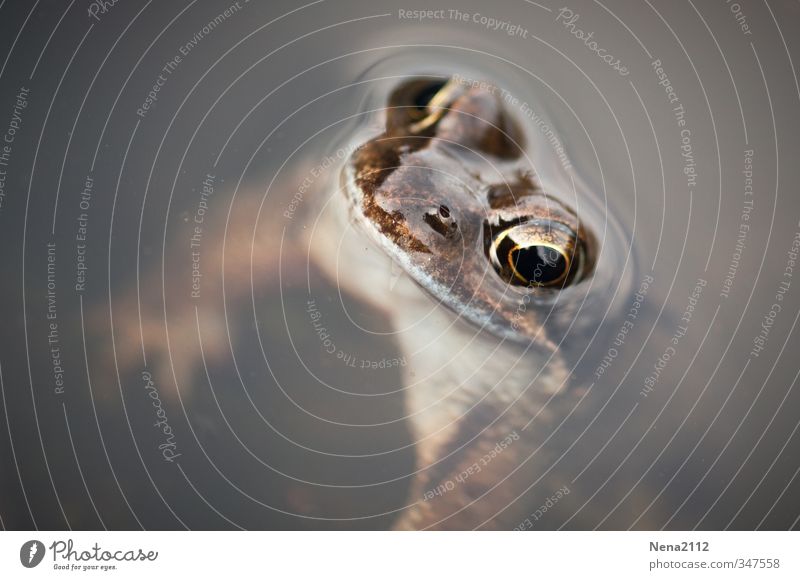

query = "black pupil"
[[413, 81, 446, 111], [510, 246, 567, 285]]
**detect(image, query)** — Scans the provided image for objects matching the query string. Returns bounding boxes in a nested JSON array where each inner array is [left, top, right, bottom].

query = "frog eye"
[[386, 79, 463, 133], [410, 81, 448, 118], [488, 220, 581, 288]]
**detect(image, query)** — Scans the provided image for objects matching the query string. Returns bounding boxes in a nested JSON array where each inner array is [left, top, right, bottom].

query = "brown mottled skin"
[[344, 78, 594, 344], [340, 78, 597, 529]]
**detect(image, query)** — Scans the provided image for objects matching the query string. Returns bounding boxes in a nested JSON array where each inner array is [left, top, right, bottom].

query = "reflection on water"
[[1, 0, 799, 530]]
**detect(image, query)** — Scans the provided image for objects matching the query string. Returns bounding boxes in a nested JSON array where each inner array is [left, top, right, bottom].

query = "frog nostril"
[[424, 206, 458, 238]]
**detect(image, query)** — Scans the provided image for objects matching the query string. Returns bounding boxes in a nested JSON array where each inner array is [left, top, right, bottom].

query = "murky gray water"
[[1, 0, 799, 530]]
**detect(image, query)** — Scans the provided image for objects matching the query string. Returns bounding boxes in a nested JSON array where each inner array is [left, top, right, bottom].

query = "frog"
[[313, 76, 601, 529], [85, 74, 611, 530]]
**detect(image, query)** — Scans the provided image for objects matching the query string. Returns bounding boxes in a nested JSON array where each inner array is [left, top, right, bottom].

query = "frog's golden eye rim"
[[386, 78, 459, 134], [409, 79, 466, 133], [488, 222, 580, 288], [409, 80, 448, 118]]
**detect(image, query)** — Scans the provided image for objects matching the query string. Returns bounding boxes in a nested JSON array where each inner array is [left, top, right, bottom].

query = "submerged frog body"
[[313, 77, 603, 528]]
